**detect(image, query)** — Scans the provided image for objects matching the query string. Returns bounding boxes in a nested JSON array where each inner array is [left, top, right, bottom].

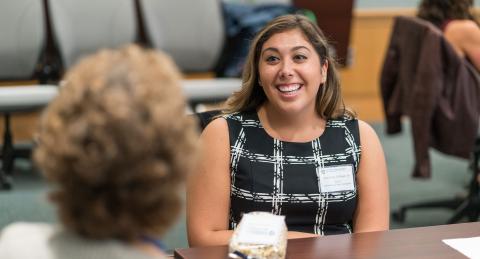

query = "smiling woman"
[[187, 14, 390, 247], [258, 29, 324, 126]]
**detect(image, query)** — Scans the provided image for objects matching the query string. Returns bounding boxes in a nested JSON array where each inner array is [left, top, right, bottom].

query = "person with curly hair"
[[418, 0, 480, 71], [187, 14, 389, 247], [0, 45, 199, 258]]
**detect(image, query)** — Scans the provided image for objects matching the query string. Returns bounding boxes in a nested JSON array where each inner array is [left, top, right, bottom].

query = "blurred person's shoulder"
[[445, 19, 480, 40], [448, 19, 478, 30], [0, 222, 57, 259], [0, 222, 57, 244], [0, 222, 166, 259]]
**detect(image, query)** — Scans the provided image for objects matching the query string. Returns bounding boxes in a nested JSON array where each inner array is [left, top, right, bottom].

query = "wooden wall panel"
[[293, 0, 354, 66], [339, 9, 415, 121], [340, 16, 394, 96]]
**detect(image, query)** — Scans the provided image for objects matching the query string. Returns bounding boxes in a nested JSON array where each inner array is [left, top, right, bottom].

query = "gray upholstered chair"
[[0, 0, 59, 189], [139, 0, 225, 73], [0, 0, 45, 81], [47, 0, 137, 69], [138, 0, 242, 111]]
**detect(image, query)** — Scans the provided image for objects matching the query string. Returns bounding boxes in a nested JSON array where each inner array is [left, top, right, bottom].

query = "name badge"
[[318, 165, 355, 193]]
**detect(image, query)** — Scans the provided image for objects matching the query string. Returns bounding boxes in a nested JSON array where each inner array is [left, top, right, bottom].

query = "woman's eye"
[[265, 56, 279, 63], [294, 54, 307, 61]]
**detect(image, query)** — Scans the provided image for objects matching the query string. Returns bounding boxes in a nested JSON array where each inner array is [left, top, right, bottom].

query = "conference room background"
[[0, 0, 479, 252]]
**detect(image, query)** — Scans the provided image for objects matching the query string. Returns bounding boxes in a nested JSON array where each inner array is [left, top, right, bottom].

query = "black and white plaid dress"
[[224, 111, 361, 235]]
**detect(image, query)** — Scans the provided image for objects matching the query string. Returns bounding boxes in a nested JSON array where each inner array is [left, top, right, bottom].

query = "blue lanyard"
[[140, 235, 168, 252]]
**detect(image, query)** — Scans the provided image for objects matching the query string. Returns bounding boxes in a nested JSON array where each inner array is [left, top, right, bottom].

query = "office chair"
[[381, 16, 480, 223], [137, 0, 243, 111], [0, 1, 45, 81], [195, 110, 222, 131], [0, 0, 59, 189], [393, 139, 480, 223], [47, 0, 137, 69], [137, 0, 225, 72]]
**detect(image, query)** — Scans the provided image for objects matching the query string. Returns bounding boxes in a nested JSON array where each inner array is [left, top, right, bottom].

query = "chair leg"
[[471, 206, 480, 222], [447, 139, 480, 224], [467, 195, 480, 222], [446, 195, 480, 223], [447, 199, 471, 224], [0, 114, 13, 190], [392, 198, 463, 222], [0, 168, 11, 190]]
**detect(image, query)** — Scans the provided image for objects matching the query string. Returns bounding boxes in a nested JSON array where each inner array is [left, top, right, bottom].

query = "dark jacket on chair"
[[381, 16, 480, 178]]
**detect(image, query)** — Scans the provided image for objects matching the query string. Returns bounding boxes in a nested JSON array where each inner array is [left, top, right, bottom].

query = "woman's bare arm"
[[187, 118, 233, 247], [353, 120, 390, 233]]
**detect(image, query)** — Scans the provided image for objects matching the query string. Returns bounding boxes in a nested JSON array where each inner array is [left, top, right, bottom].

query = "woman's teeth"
[[278, 84, 301, 93]]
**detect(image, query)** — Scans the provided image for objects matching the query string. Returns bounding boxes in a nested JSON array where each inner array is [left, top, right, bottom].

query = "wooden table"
[[174, 222, 480, 259]]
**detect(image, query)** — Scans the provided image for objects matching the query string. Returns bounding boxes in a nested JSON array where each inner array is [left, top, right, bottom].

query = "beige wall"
[[341, 9, 413, 96], [339, 9, 416, 121]]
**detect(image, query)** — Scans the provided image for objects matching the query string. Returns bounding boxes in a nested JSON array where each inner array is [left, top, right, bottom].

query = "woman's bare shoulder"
[[200, 117, 230, 152], [203, 117, 228, 135], [357, 119, 376, 137], [446, 19, 480, 70], [447, 20, 480, 38]]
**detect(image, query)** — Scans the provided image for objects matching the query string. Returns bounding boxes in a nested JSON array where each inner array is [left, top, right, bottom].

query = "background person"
[[0, 45, 199, 258], [187, 14, 389, 247], [418, 0, 480, 71]]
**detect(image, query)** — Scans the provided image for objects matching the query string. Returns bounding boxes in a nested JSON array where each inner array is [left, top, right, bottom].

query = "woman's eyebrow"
[[292, 46, 310, 52], [262, 45, 311, 55], [262, 47, 279, 55]]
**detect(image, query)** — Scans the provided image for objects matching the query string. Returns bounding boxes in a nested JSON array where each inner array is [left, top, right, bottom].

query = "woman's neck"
[[258, 104, 326, 142]]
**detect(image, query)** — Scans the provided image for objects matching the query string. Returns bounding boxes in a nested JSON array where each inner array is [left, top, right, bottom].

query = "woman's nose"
[[279, 60, 294, 79]]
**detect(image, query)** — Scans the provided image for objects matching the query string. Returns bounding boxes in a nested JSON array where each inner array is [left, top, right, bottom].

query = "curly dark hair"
[[418, 0, 476, 27], [34, 45, 199, 241]]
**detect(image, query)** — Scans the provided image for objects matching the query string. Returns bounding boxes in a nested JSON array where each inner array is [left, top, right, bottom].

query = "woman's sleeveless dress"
[[224, 111, 361, 235]]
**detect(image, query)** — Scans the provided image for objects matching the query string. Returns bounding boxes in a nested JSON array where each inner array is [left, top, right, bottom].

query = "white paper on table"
[[442, 236, 480, 259]]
